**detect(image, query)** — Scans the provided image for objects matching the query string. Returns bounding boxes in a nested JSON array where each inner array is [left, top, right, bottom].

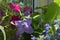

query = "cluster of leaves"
[[31, 0, 60, 38]]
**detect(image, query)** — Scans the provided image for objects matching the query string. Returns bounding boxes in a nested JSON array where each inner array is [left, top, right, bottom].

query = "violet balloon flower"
[[10, 2, 20, 12], [15, 19, 33, 35]]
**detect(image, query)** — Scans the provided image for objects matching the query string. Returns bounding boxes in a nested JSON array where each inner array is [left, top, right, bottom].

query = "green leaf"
[[54, 0, 60, 20], [54, 0, 60, 6], [44, 3, 59, 23], [57, 8, 60, 21], [31, 13, 41, 28]]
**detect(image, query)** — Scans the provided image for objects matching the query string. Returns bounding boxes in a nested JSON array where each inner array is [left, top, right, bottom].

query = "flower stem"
[[20, 11, 22, 16], [0, 26, 6, 40]]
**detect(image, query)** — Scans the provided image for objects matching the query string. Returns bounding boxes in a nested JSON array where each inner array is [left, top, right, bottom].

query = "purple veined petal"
[[23, 20, 33, 34], [15, 21, 21, 25], [16, 27, 25, 35], [25, 26, 34, 34], [24, 18, 32, 26], [15, 21, 25, 35], [15, 21, 23, 28], [23, 22, 29, 28]]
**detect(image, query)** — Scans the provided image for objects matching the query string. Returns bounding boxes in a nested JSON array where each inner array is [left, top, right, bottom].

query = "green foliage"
[[44, 3, 59, 23], [54, 0, 60, 6], [0, 0, 60, 40]]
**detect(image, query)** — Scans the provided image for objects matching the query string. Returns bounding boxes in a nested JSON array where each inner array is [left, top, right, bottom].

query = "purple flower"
[[45, 23, 50, 30], [44, 36, 49, 40], [57, 27, 60, 33], [45, 23, 50, 27], [50, 34, 55, 40], [54, 20, 59, 24], [24, 18, 32, 26], [56, 33, 60, 40], [41, 30, 48, 36], [31, 36, 36, 40], [15, 19, 33, 35], [41, 23, 50, 36], [57, 37, 60, 40], [56, 27, 60, 40]]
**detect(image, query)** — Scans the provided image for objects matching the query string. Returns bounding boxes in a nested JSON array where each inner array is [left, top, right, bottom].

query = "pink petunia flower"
[[10, 2, 20, 12]]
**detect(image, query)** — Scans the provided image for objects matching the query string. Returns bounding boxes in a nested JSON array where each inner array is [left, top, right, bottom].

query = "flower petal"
[[15, 21, 25, 35], [23, 22, 29, 28], [13, 4, 20, 12], [10, 2, 20, 12], [16, 27, 25, 35], [24, 19, 32, 26], [23, 19, 33, 34], [25, 26, 33, 34], [15, 21, 23, 28]]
